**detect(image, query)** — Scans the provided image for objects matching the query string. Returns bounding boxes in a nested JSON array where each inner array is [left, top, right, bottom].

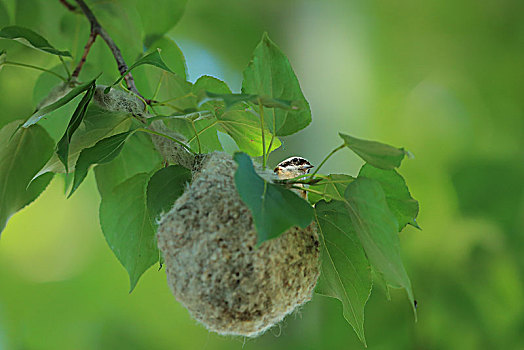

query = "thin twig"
[[59, 0, 77, 11], [72, 30, 96, 77], [2, 61, 67, 81], [63, 0, 142, 98]]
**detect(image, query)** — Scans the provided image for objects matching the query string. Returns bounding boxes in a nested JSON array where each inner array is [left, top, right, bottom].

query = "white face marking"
[[274, 156, 313, 180]]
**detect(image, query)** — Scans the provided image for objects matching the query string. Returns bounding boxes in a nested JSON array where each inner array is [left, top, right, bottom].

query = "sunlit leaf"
[[56, 82, 96, 172], [0, 120, 54, 235], [0, 25, 71, 56], [146, 165, 191, 224], [99, 173, 158, 292], [233, 152, 314, 244], [315, 200, 372, 345], [339, 133, 407, 170], [242, 32, 311, 136], [218, 110, 281, 157], [344, 177, 415, 312], [359, 164, 419, 230], [69, 131, 132, 197]]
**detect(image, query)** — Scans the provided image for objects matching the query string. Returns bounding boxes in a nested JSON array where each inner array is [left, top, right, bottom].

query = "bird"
[[273, 156, 313, 199]]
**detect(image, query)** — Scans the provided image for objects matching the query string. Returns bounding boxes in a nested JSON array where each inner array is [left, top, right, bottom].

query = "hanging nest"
[[157, 152, 320, 337]]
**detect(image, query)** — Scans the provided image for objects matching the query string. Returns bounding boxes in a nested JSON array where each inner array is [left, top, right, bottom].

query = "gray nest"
[[157, 152, 320, 336]]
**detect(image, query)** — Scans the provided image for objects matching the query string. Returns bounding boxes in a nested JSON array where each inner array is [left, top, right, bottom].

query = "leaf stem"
[[187, 120, 218, 143], [310, 144, 345, 177], [291, 186, 337, 201], [265, 109, 276, 165], [152, 72, 165, 101], [59, 56, 72, 79], [258, 98, 266, 168], [69, 0, 143, 98], [190, 120, 201, 153], [2, 61, 67, 81], [135, 128, 194, 153], [72, 30, 97, 78]]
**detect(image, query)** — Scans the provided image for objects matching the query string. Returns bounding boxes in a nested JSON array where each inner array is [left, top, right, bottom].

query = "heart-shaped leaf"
[[358, 164, 419, 230], [315, 199, 372, 345], [242, 33, 311, 136], [99, 173, 158, 292], [0, 120, 55, 235], [146, 165, 192, 224], [344, 177, 415, 313]]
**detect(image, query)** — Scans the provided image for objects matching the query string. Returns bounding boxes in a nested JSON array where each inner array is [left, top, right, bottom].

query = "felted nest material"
[[157, 152, 320, 337]]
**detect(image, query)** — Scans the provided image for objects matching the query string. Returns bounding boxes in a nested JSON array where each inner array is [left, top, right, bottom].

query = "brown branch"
[[59, 0, 77, 11], [72, 31, 96, 78], [63, 0, 143, 98]]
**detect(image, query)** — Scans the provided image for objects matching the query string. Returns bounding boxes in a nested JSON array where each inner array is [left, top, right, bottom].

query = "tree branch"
[[72, 30, 96, 78], [64, 0, 142, 97], [59, 0, 77, 11]]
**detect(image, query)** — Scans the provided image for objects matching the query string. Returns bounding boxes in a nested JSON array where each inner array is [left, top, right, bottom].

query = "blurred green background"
[[1, 0, 523, 349]]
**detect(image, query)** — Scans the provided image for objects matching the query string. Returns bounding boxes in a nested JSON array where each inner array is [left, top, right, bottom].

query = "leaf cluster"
[[0, 2, 419, 344]]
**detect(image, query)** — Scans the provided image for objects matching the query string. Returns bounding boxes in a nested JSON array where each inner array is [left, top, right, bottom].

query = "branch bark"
[[62, 0, 142, 98]]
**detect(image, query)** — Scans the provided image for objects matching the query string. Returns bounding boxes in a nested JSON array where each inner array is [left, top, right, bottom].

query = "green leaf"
[[94, 132, 162, 199], [233, 152, 314, 244], [0, 120, 54, 235], [204, 92, 298, 111], [344, 177, 415, 311], [242, 32, 311, 136], [146, 165, 191, 223], [359, 164, 419, 230], [193, 75, 231, 96], [315, 200, 372, 345], [0, 49, 6, 71], [0, 2, 8, 27], [70, 131, 132, 197], [56, 82, 96, 172], [32, 67, 77, 142], [37, 104, 132, 175], [339, 133, 408, 170], [99, 173, 158, 292], [108, 49, 174, 92], [218, 110, 281, 157], [0, 25, 71, 56], [308, 174, 354, 204], [145, 36, 187, 79], [167, 117, 222, 154], [23, 79, 97, 128], [192, 75, 232, 115], [136, 0, 187, 45]]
